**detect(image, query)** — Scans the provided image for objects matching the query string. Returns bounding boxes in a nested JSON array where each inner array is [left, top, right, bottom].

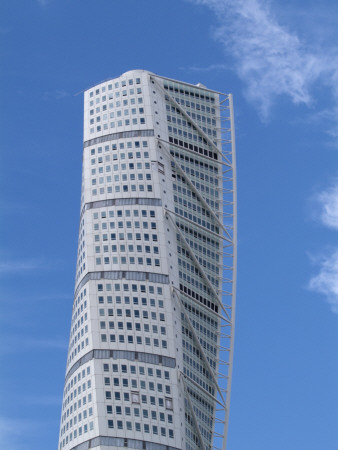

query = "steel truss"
[[151, 75, 237, 450]]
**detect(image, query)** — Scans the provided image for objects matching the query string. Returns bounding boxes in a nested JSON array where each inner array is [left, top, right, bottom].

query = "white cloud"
[[308, 180, 338, 311], [42, 89, 68, 101], [313, 180, 338, 230], [25, 337, 68, 349], [308, 249, 338, 313], [309, 106, 338, 141], [189, 0, 338, 121], [0, 416, 55, 450], [0, 419, 21, 450], [0, 259, 43, 274], [0, 417, 33, 450], [0, 257, 66, 275], [181, 63, 229, 72]]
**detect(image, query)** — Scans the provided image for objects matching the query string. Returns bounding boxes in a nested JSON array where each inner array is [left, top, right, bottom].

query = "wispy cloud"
[[309, 106, 338, 141], [308, 249, 338, 313], [0, 259, 46, 274], [308, 178, 338, 312], [0, 415, 56, 450], [188, 0, 338, 123], [180, 63, 229, 72], [312, 179, 338, 230], [25, 337, 68, 349], [0, 257, 66, 275], [0, 417, 23, 450], [42, 90, 68, 101], [0, 417, 34, 450]]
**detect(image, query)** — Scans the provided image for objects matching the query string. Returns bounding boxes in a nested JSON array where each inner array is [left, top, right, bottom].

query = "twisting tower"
[[58, 70, 237, 450]]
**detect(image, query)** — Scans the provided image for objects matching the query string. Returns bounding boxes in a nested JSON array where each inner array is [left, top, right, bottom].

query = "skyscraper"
[[58, 70, 237, 450]]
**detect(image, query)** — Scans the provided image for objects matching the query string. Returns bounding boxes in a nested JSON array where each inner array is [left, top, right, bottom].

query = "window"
[[132, 393, 140, 404], [165, 398, 173, 410]]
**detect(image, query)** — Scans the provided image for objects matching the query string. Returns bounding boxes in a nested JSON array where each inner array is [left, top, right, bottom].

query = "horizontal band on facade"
[[83, 129, 155, 148], [69, 435, 180, 450], [65, 349, 176, 383], [75, 270, 169, 299], [80, 197, 162, 222]]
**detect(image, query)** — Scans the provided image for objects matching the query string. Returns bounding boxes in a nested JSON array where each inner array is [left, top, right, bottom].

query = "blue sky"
[[1, 0, 338, 449]]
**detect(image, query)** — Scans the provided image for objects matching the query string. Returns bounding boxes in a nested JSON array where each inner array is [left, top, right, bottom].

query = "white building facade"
[[58, 70, 237, 450]]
